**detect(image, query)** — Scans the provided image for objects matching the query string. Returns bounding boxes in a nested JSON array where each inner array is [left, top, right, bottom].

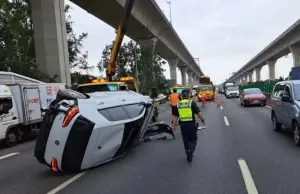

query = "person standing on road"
[[201, 90, 206, 107], [169, 88, 180, 124], [172, 89, 206, 163]]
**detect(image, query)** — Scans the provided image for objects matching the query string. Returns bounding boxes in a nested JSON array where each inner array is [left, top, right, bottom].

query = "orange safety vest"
[[201, 92, 206, 99], [170, 93, 180, 106]]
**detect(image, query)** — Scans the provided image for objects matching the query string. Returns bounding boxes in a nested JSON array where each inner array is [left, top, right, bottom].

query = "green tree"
[[97, 40, 167, 94], [0, 0, 88, 82]]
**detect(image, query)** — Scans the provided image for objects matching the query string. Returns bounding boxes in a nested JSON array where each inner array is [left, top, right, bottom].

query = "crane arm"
[[106, 0, 135, 82]]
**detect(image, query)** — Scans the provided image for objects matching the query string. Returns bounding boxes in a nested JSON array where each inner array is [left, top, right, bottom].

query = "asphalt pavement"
[[1, 95, 300, 194]]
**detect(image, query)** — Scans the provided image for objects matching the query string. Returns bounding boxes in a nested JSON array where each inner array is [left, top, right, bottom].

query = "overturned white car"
[[34, 89, 174, 172]]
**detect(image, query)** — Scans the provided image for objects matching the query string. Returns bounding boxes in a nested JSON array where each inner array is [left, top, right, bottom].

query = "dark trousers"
[[180, 122, 198, 152]]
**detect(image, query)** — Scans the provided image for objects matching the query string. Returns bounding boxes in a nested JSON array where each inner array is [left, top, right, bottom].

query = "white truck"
[[0, 83, 65, 146]]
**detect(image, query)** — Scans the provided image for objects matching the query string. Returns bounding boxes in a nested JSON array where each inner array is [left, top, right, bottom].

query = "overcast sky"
[[66, 0, 300, 85]]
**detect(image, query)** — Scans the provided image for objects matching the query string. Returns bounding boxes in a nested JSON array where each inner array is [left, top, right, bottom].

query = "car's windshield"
[[244, 88, 262, 95], [124, 82, 136, 91], [293, 84, 300, 101], [227, 87, 238, 91], [77, 84, 118, 93], [171, 88, 187, 94], [200, 86, 213, 91]]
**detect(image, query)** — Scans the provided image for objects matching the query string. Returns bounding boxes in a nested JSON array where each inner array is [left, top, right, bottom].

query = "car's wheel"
[[292, 121, 300, 146], [5, 128, 20, 147], [272, 113, 281, 132]]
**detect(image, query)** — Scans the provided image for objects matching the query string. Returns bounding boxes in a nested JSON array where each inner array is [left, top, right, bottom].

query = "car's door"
[[271, 83, 285, 123], [281, 84, 294, 128]]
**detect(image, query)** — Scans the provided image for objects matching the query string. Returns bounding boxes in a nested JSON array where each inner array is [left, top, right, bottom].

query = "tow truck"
[[169, 85, 192, 99], [198, 76, 215, 101]]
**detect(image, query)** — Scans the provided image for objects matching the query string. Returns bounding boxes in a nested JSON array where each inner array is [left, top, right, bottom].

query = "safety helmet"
[[181, 89, 190, 98]]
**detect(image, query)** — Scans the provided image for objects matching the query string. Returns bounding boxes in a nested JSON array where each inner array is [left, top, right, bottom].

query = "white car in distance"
[[225, 86, 239, 98]]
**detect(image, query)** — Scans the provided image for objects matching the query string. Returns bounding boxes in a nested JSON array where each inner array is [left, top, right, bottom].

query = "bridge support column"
[[139, 38, 158, 91], [235, 79, 239, 85], [180, 67, 188, 85], [192, 73, 196, 85], [248, 71, 253, 82], [255, 66, 262, 81], [167, 58, 179, 85], [290, 45, 300, 67], [187, 70, 193, 86], [194, 74, 199, 85], [31, 0, 71, 86], [267, 59, 277, 81]]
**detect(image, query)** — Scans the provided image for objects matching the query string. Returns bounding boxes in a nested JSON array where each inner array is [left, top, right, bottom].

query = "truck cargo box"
[[8, 83, 65, 124]]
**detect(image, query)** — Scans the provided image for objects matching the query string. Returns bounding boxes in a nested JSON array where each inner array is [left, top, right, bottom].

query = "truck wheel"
[[5, 129, 19, 147]]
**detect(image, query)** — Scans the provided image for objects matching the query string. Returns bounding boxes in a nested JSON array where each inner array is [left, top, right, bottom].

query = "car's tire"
[[272, 113, 281, 132], [292, 121, 300, 146], [5, 128, 20, 147]]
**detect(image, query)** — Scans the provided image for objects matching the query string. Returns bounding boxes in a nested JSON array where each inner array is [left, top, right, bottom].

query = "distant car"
[[271, 80, 300, 146], [225, 86, 239, 98], [155, 94, 167, 104], [239, 88, 266, 107]]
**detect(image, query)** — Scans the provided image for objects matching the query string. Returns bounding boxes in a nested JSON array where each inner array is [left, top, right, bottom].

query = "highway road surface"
[[1, 94, 300, 194]]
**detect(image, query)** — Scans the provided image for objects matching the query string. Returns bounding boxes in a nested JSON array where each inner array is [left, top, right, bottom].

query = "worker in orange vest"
[[169, 88, 180, 127], [201, 90, 206, 107]]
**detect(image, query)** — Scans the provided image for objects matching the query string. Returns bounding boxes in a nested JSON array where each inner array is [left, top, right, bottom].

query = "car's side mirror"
[[281, 95, 291, 102]]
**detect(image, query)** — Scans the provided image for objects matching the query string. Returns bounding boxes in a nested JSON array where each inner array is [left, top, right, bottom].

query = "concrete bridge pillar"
[[31, 0, 71, 86], [290, 45, 300, 67], [255, 66, 262, 81], [167, 58, 179, 85], [235, 79, 239, 85], [180, 67, 188, 85], [192, 73, 197, 85], [194, 74, 199, 85], [243, 74, 247, 83], [187, 70, 193, 86], [267, 59, 277, 81], [248, 71, 253, 82]]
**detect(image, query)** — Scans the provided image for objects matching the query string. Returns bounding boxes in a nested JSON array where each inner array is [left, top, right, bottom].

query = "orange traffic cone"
[[217, 97, 221, 108]]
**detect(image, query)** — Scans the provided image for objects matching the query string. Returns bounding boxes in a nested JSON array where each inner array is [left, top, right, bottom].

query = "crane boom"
[[106, 0, 135, 82]]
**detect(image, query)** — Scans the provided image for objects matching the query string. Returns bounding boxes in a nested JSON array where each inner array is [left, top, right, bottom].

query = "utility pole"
[[167, 0, 172, 25]]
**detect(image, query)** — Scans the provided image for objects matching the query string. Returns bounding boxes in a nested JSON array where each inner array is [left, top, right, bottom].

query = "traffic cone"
[[217, 97, 221, 108]]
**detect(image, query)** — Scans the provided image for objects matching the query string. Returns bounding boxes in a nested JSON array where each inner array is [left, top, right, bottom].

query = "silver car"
[[271, 80, 300, 146]]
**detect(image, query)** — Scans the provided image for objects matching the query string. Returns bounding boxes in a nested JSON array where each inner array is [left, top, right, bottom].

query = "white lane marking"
[[220, 105, 223, 109], [47, 172, 86, 194], [160, 121, 164, 123], [224, 116, 230, 126], [266, 106, 271, 109], [0, 152, 20, 160], [238, 158, 259, 194]]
